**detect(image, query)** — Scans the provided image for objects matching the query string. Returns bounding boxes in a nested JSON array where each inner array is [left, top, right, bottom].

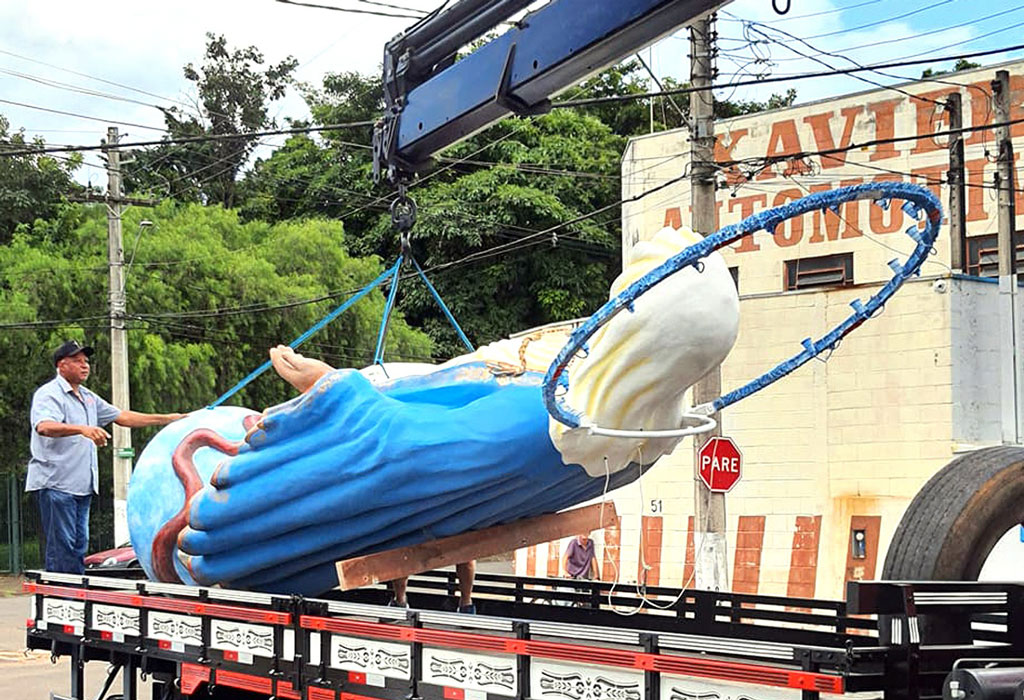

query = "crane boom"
[[373, 0, 729, 182]]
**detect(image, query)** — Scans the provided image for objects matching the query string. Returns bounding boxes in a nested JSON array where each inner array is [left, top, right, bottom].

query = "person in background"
[[28, 340, 187, 574], [563, 531, 601, 581]]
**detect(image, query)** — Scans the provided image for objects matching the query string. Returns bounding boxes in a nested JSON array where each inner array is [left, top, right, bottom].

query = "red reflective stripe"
[[100, 631, 113, 641], [26, 619, 34, 629], [63, 625, 76, 634], [348, 671, 366, 684], [215, 669, 272, 694], [158, 640, 172, 650], [223, 650, 239, 662], [444, 688, 465, 700], [277, 680, 302, 699], [31, 583, 290, 625], [299, 615, 843, 693], [180, 663, 210, 695]]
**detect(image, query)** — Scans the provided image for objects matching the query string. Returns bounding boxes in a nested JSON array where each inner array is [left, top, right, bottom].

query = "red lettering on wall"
[[911, 88, 957, 155], [715, 129, 749, 185], [804, 106, 863, 169], [869, 174, 904, 234], [1016, 152, 1024, 217], [729, 193, 767, 253], [664, 207, 682, 230], [868, 99, 902, 162], [1011, 74, 1024, 138], [966, 157, 989, 222], [772, 189, 804, 246], [809, 179, 864, 243], [757, 119, 807, 180]]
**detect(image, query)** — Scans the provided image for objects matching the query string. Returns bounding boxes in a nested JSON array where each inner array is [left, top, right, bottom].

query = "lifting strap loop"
[[207, 259, 403, 408], [209, 188, 474, 408]]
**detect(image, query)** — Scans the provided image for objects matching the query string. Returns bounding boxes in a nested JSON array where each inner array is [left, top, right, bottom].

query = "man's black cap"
[[53, 340, 94, 366]]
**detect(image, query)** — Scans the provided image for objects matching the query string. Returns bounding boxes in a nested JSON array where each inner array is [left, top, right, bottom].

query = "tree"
[[123, 34, 298, 208], [0, 202, 432, 552], [0, 115, 83, 244], [238, 71, 385, 230], [238, 61, 800, 357], [921, 59, 981, 79], [356, 110, 626, 358]]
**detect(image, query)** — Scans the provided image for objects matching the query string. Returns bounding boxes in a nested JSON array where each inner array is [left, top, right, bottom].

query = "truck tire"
[[881, 445, 1024, 642]]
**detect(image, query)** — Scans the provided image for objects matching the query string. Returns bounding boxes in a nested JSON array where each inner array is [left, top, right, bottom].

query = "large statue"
[[127, 226, 740, 595]]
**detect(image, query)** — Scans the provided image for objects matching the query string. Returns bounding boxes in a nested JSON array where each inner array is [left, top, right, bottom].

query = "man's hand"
[[269, 345, 334, 393], [80, 426, 111, 447]]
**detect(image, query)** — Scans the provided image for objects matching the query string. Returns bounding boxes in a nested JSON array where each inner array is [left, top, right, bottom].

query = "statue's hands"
[[269, 345, 334, 393]]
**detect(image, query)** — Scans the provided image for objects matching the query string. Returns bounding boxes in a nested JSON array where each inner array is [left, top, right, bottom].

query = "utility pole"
[[946, 93, 966, 273], [992, 71, 1022, 444], [105, 126, 132, 545], [689, 13, 727, 591]]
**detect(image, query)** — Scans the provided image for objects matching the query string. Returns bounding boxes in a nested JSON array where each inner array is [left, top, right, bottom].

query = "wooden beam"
[[336, 502, 619, 590]]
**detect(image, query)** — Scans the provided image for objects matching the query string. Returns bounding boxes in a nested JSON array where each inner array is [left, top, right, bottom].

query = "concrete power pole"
[[105, 126, 132, 545], [946, 93, 966, 273], [689, 13, 728, 590], [992, 71, 1022, 444]]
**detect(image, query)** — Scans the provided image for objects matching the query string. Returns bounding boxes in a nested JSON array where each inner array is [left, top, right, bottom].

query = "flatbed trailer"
[[23, 569, 1024, 700]]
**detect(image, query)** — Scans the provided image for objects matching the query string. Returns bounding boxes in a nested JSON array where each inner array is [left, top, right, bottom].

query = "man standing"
[[563, 532, 601, 581], [28, 339, 187, 574]]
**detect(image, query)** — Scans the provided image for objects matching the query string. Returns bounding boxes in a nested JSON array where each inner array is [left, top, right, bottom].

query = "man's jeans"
[[36, 489, 91, 574]]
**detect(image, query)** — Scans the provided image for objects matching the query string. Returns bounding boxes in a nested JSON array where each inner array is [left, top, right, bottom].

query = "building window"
[[784, 253, 854, 291], [966, 233, 1024, 277]]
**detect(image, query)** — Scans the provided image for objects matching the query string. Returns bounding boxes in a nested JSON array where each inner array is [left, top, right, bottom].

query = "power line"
[[0, 67, 162, 110], [803, 0, 958, 41], [735, 16, 944, 108], [721, 0, 885, 23], [557, 42, 1024, 109], [753, 4, 1024, 63], [274, 0, 424, 19], [0, 98, 166, 132], [6, 43, 1021, 161], [0, 121, 375, 157], [718, 116, 1024, 171]]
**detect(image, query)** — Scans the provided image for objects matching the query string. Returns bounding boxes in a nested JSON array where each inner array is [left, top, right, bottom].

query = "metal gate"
[[1, 471, 42, 573]]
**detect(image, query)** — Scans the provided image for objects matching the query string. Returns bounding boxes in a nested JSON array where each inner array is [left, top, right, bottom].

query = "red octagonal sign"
[[698, 437, 743, 493]]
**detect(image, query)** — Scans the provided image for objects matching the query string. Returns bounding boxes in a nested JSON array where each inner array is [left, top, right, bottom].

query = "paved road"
[[0, 591, 153, 699]]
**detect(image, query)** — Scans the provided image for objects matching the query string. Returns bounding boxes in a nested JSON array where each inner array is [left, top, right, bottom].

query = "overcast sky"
[[1, 0, 1021, 186]]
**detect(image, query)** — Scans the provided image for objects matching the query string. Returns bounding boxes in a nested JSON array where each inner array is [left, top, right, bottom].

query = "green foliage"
[[0, 115, 83, 244], [921, 59, 982, 79], [123, 34, 298, 208], [0, 203, 432, 469]]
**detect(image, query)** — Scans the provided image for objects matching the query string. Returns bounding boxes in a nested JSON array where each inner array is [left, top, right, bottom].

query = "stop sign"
[[698, 437, 742, 492]]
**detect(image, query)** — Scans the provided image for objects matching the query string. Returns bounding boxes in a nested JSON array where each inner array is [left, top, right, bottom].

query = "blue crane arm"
[[373, 0, 729, 183]]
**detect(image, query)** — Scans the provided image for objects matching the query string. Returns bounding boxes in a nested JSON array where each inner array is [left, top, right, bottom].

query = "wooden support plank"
[[336, 503, 619, 591]]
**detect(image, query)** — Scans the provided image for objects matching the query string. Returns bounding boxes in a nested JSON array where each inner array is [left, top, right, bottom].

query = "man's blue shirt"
[[27, 375, 120, 496]]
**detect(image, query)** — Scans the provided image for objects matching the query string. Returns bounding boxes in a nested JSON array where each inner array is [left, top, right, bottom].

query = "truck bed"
[[24, 570, 1024, 700]]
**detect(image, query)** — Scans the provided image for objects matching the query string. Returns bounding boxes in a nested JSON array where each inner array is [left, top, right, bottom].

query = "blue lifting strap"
[[208, 259, 403, 408]]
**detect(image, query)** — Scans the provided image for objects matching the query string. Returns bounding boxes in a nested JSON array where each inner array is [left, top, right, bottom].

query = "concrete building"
[[516, 60, 1024, 600]]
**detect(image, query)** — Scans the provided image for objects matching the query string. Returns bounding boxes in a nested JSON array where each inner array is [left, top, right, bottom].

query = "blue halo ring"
[[542, 181, 944, 430]]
